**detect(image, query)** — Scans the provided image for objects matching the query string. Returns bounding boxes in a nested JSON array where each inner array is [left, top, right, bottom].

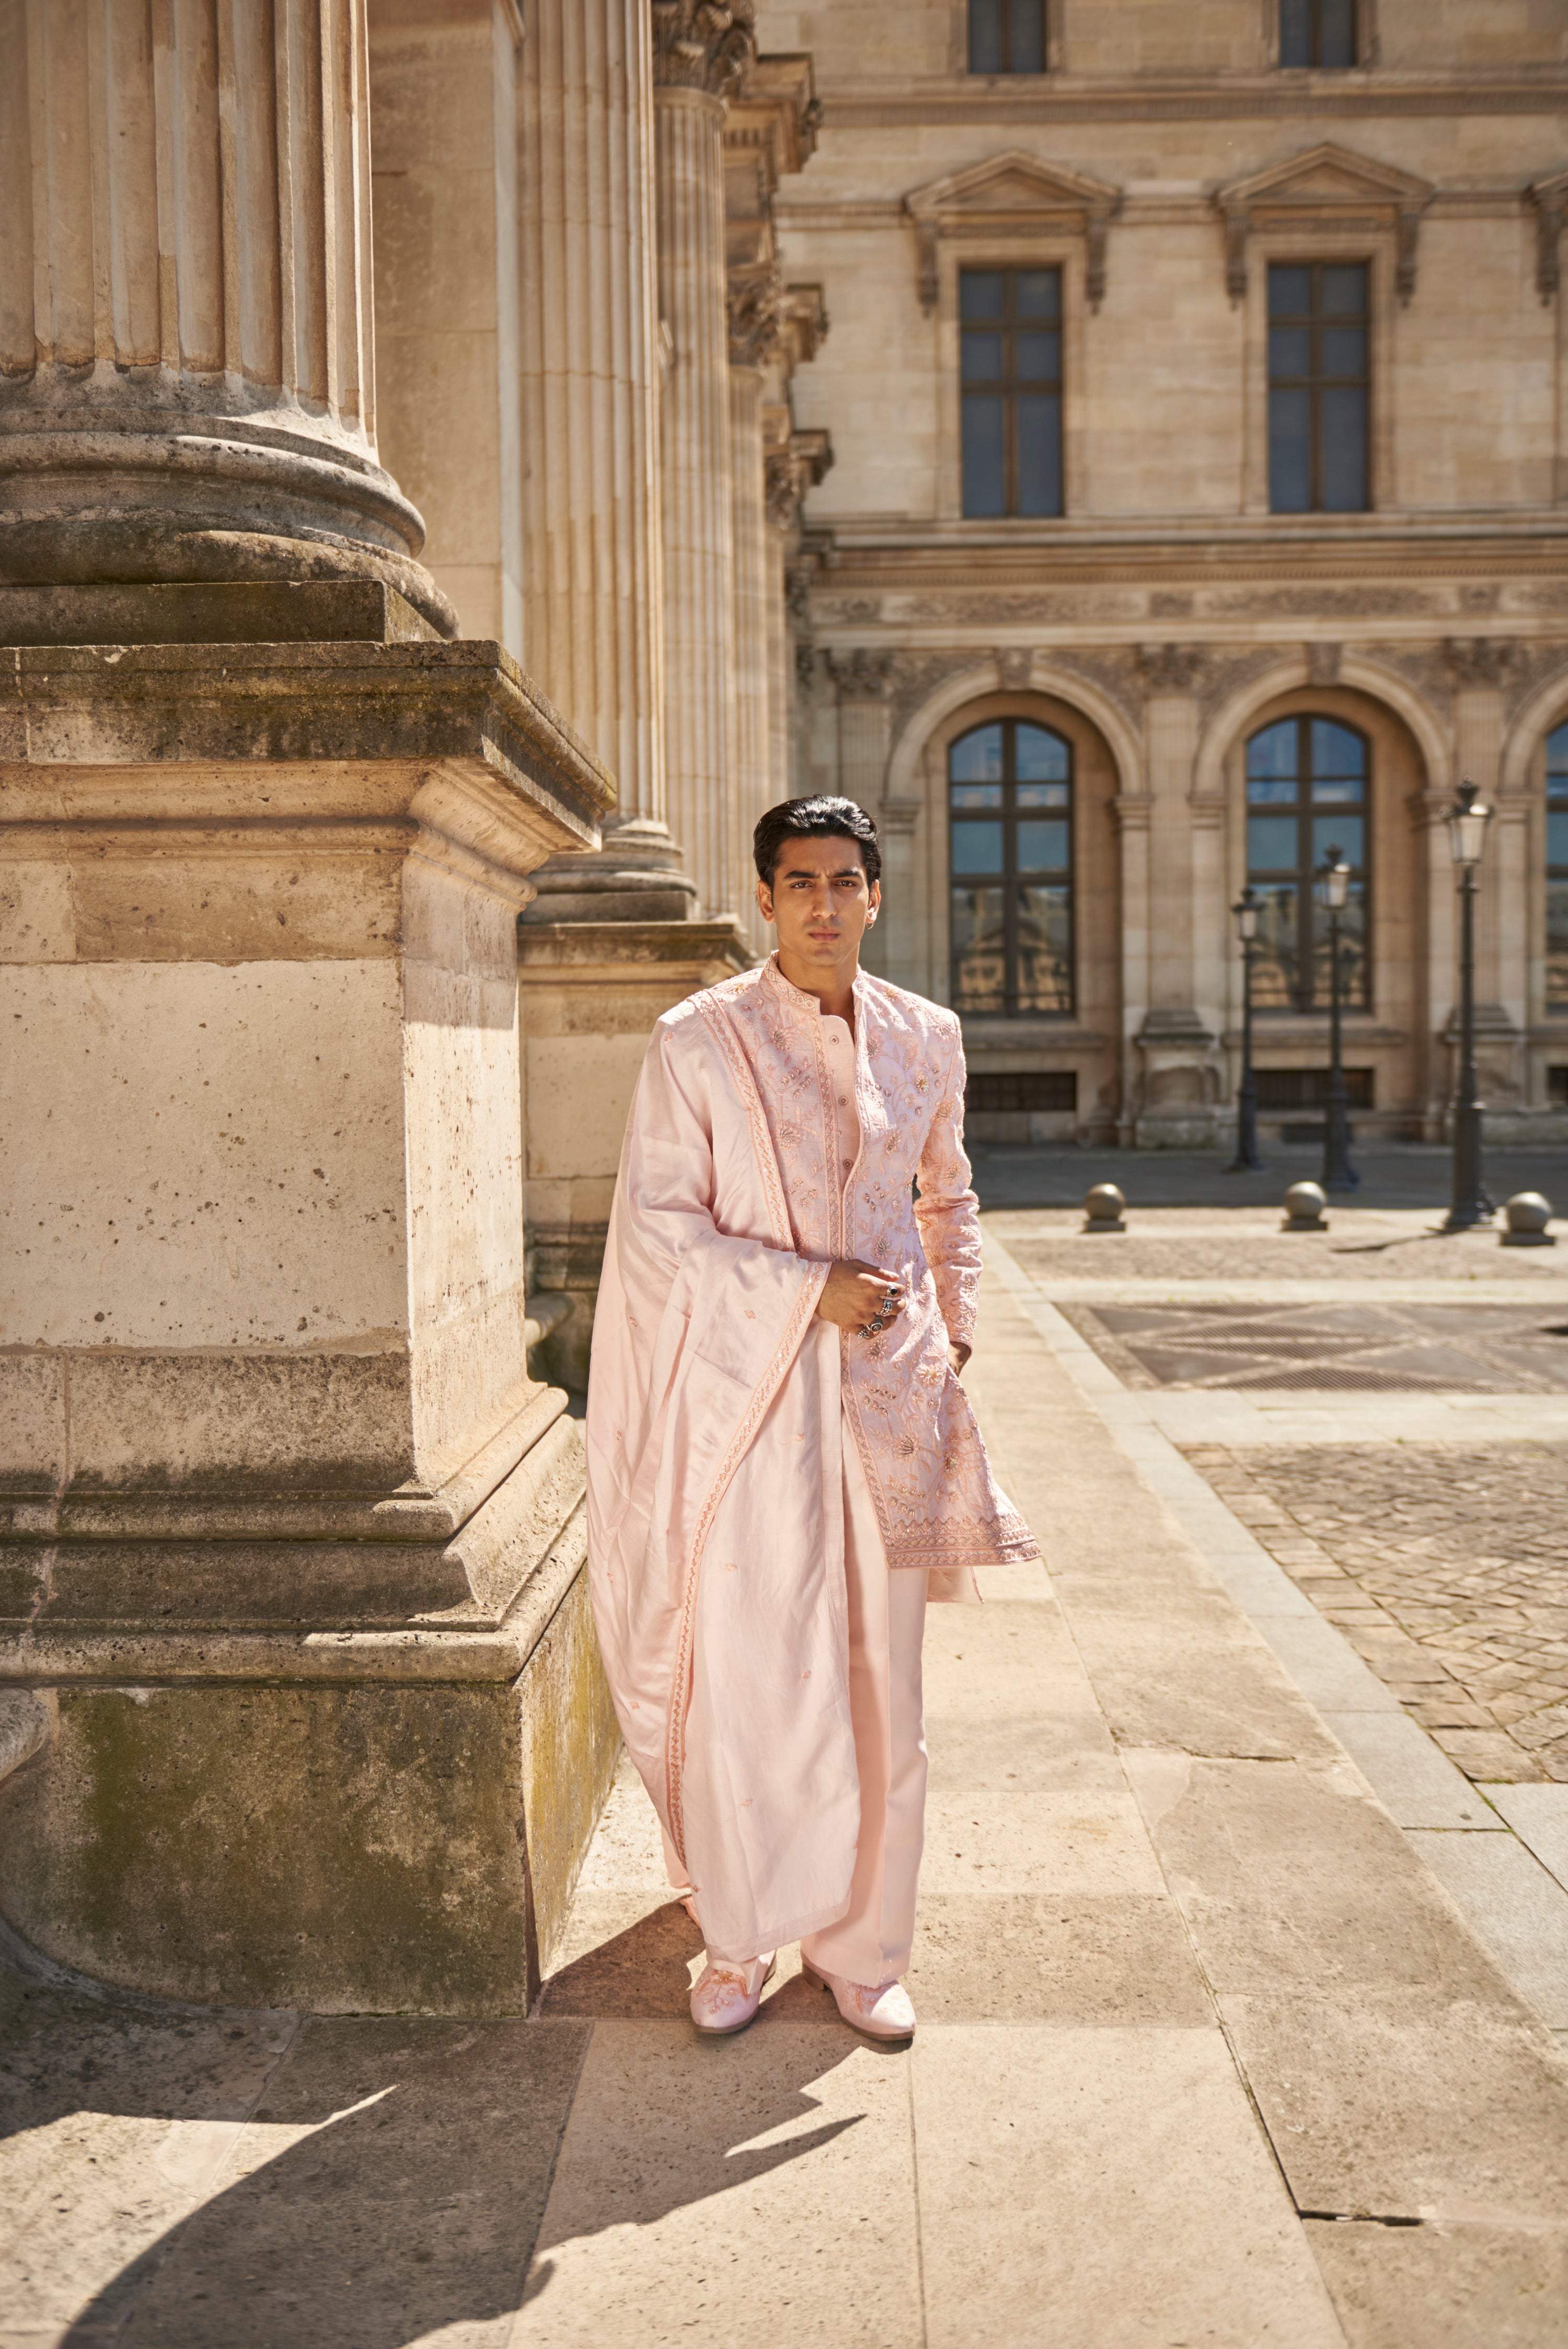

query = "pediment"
[[1216, 142, 1433, 218], [905, 149, 1122, 224]]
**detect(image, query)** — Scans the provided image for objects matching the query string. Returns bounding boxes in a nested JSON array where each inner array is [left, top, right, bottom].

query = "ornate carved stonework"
[[1443, 637, 1523, 689], [827, 649, 896, 701], [1306, 640, 1343, 686], [1215, 142, 1433, 306], [726, 265, 787, 369], [765, 428, 833, 529], [651, 0, 755, 100], [903, 151, 1122, 315], [994, 647, 1034, 689], [1135, 642, 1206, 694], [1529, 170, 1568, 304]]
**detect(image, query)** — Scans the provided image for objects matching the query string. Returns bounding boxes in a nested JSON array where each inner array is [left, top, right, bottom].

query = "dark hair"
[[753, 796, 882, 889]]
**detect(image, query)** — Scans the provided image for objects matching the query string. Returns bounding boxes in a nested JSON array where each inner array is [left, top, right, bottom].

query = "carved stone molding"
[[1215, 142, 1434, 306], [903, 149, 1122, 316], [1529, 170, 1568, 305], [651, 0, 756, 99], [1443, 637, 1523, 689], [878, 795, 923, 837], [726, 265, 787, 370], [1305, 640, 1343, 686], [994, 647, 1034, 690], [1135, 642, 1205, 694], [827, 649, 896, 701], [764, 424, 833, 530]]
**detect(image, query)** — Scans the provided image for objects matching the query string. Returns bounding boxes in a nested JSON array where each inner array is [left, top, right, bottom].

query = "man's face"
[[757, 834, 880, 973]]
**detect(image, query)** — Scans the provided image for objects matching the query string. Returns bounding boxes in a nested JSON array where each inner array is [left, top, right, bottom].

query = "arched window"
[[1548, 723, 1568, 1010], [949, 718, 1073, 1017], [1245, 715, 1369, 1010]]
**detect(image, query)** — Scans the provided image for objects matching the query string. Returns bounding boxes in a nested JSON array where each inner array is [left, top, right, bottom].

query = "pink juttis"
[[585, 955, 1039, 1964]]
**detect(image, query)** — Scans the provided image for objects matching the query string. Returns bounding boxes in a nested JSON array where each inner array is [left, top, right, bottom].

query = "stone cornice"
[[763, 414, 833, 529], [1214, 142, 1434, 303], [651, 0, 756, 102], [723, 51, 820, 178], [812, 70, 1568, 128]]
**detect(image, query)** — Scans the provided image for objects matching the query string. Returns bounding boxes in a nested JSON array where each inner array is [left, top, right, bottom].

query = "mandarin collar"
[[763, 952, 867, 1028]]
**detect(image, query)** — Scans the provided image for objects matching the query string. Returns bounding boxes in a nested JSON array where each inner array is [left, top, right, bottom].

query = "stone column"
[[1112, 791, 1155, 1144], [728, 322, 777, 954], [0, 0, 453, 640], [1444, 639, 1526, 1129], [831, 650, 895, 809], [517, 0, 692, 919], [0, 5, 622, 2013], [654, 1, 754, 920], [1134, 648, 1220, 1145], [368, 0, 525, 653]]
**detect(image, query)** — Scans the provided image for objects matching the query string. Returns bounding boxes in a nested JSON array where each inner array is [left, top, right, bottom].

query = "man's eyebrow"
[[778, 862, 864, 879]]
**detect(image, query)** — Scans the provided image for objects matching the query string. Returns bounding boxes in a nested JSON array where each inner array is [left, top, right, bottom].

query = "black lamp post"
[[1443, 780, 1495, 1231], [1227, 885, 1263, 1171], [1317, 846, 1359, 1192]]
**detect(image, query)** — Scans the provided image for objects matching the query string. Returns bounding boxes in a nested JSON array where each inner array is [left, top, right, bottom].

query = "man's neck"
[[775, 947, 859, 1023]]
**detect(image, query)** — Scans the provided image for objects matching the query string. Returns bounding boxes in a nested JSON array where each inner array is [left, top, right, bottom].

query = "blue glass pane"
[[1323, 263, 1367, 314], [951, 784, 1003, 813], [962, 331, 1004, 382], [1269, 326, 1311, 379], [1320, 0, 1356, 64], [1016, 724, 1069, 782], [1017, 819, 1069, 873], [1548, 809, 1568, 868], [1247, 720, 1300, 783], [1016, 392, 1062, 516], [1323, 327, 1366, 378], [961, 270, 1004, 320], [1312, 814, 1364, 870], [950, 725, 1004, 783], [1312, 885, 1367, 1006], [1269, 264, 1311, 317], [1248, 776, 1297, 805], [1278, 0, 1311, 64], [952, 886, 1006, 1013], [1321, 386, 1368, 510], [1017, 885, 1071, 1012], [1548, 881, 1568, 1008], [1546, 722, 1568, 776], [1249, 815, 1300, 872], [1251, 882, 1299, 1009], [1008, 0, 1046, 72], [1311, 720, 1366, 780], [1015, 330, 1060, 382], [1018, 782, 1069, 809], [1017, 269, 1060, 318], [962, 394, 1006, 516], [952, 820, 1005, 874], [968, 0, 1002, 72], [1269, 386, 1311, 512]]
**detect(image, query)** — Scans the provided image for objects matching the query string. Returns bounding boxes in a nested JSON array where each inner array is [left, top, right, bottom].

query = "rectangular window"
[[1268, 261, 1369, 514], [961, 267, 1062, 519], [1254, 1067, 1374, 1110], [965, 1070, 1076, 1114], [1548, 725, 1568, 1010], [1279, 0, 1357, 66], [969, 0, 1047, 73]]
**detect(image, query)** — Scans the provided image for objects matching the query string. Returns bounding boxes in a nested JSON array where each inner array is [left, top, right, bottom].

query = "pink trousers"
[[695, 1419, 930, 1984]]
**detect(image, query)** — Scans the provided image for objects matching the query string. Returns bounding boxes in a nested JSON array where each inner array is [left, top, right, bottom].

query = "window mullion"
[[1004, 722, 1018, 1014]]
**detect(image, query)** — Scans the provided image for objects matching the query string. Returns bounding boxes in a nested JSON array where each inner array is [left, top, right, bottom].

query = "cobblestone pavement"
[[1184, 1443, 1568, 1784], [994, 1210, 1567, 1289], [1063, 1298, 1568, 1393]]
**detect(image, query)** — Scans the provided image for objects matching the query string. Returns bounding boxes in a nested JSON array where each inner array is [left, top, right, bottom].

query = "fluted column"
[[729, 350, 772, 949], [0, 0, 452, 636], [518, 0, 692, 917], [654, 2, 754, 921]]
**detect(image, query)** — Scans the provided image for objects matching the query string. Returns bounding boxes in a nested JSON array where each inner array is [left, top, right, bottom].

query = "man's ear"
[[756, 877, 775, 925]]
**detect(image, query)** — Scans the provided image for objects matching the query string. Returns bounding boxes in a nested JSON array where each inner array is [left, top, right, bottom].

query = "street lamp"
[[1443, 780, 1494, 1231], [1317, 846, 1358, 1192], [1227, 885, 1263, 1172]]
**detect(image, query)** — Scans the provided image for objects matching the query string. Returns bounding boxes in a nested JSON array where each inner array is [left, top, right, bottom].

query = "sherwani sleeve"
[[913, 1018, 981, 1352]]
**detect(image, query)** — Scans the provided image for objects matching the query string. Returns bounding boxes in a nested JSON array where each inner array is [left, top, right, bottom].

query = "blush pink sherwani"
[[586, 953, 1038, 1960]]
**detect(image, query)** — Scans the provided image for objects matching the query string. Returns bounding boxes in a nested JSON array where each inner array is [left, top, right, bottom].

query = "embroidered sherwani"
[[586, 954, 1038, 1961]]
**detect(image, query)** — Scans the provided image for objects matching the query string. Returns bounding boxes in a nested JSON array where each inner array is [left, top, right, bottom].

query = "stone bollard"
[[1500, 1192, 1557, 1248], [1282, 1179, 1329, 1232], [1083, 1182, 1128, 1233]]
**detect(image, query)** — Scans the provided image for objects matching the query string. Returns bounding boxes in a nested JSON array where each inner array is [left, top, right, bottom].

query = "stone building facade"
[[4, 1, 1567, 2014]]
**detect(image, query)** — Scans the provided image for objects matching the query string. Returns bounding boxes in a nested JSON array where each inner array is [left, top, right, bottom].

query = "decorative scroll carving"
[[764, 427, 833, 529], [1305, 640, 1343, 686], [994, 648, 1034, 690], [1443, 638, 1523, 689], [651, 0, 756, 99], [1529, 171, 1568, 305], [726, 266, 787, 369], [827, 649, 896, 701], [1135, 643, 1206, 694], [1215, 143, 1434, 306], [903, 149, 1122, 317]]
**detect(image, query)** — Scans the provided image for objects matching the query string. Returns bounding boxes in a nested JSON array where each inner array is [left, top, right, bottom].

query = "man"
[[586, 796, 1037, 2042]]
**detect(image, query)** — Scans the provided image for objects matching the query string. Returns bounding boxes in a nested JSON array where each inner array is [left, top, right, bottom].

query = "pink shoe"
[[802, 1960, 916, 2041], [689, 1952, 776, 2036]]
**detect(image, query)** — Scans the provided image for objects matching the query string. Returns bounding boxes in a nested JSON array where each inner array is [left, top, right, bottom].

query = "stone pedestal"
[[1134, 1008, 1225, 1146], [0, 634, 620, 2011], [517, 920, 753, 1389]]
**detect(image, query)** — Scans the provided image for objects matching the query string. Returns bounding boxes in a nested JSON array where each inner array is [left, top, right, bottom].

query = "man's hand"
[[816, 1258, 905, 1335]]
